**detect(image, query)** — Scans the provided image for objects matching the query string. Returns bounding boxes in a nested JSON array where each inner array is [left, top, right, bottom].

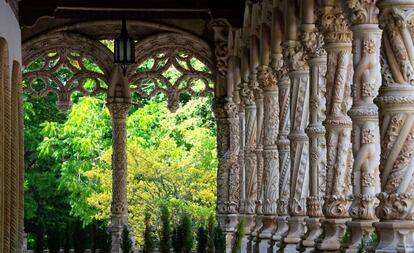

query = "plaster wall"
[[0, 0, 21, 68]]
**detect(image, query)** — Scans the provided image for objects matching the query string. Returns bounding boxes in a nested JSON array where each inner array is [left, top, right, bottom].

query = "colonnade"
[[213, 0, 414, 252]]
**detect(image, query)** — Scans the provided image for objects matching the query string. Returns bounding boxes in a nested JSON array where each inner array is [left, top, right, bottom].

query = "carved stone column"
[[215, 55, 243, 248], [107, 101, 131, 253], [272, 68, 291, 250], [280, 41, 310, 253], [214, 98, 229, 220], [374, 1, 414, 251], [251, 77, 264, 249], [256, 65, 279, 250], [240, 79, 258, 247], [317, 3, 354, 252], [344, 1, 382, 252], [300, 26, 327, 253]]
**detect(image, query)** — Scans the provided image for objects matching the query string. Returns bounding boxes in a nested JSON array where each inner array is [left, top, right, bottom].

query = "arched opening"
[[21, 30, 219, 251]]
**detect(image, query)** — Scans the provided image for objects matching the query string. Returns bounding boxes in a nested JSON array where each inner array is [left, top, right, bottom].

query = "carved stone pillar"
[[240, 79, 258, 246], [344, 1, 382, 252], [251, 77, 264, 248], [107, 101, 131, 253], [280, 41, 310, 253], [272, 71, 291, 250], [300, 26, 327, 253], [256, 65, 279, 250], [374, 1, 414, 252], [317, 4, 354, 252]]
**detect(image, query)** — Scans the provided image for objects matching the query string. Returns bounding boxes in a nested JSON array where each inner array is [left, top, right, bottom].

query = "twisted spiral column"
[[316, 3, 354, 252], [256, 65, 279, 251], [374, 1, 414, 251], [301, 25, 327, 253], [280, 41, 310, 253], [345, 1, 382, 252]]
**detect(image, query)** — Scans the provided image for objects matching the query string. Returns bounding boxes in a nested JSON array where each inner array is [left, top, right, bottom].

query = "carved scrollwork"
[[349, 194, 378, 220], [209, 19, 231, 77], [376, 193, 414, 220], [323, 195, 352, 218]]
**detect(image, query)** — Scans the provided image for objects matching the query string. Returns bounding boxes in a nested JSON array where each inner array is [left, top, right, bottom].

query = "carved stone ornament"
[[318, 6, 353, 43], [283, 42, 309, 72], [209, 19, 231, 78], [258, 65, 277, 91], [301, 30, 327, 58], [348, 0, 379, 24], [239, 82, 256, 106], [376, 193, 414, 220]]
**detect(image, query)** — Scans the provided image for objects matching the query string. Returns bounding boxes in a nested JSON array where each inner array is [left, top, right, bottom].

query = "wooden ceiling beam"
[[19, 0, 245, 27]]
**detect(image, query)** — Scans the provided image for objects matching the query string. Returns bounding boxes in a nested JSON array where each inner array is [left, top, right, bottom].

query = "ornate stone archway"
[[21, 28, 218, 252]]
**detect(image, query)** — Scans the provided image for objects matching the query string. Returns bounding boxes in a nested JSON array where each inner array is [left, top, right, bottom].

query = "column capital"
[[348, 0, 379, 24], [317, 5, 353, 43], [283, 41, 309, 72], [301, 26, 327, 58], [107, 102, 131, 119], [258, 65, 277, 91], [239, 82, 256, 106]]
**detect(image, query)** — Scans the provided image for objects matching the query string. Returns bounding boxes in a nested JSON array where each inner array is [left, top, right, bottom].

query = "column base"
[[109, 225, 122, 253], [280, 216, 307, 253], [252, 215, 264, 253], [271, 216, 289, 252], [217, 214, 239, 253], [316, 218, 350, 252], [300, 217, 323, 252], [273, 216, 289, 241], [343, 220, 376, 253], [254, 215, 276, 253], [241, 214, 256, 253], [374, 220, 414, 253]]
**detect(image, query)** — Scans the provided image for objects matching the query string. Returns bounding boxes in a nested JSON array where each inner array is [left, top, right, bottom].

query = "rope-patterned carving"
[[128, 33, 214, 112], [22, 32, 113, 112]]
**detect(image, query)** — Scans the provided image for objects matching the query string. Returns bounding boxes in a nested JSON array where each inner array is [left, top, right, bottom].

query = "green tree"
[[197, 225, 207, 253], [160, 205, 171, 253], [182, 213, 193, 253], [143, 212, 155, 253]]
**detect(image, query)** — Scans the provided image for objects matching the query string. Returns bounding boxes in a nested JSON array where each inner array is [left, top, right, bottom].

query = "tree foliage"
[[24, 52, 217, 249]]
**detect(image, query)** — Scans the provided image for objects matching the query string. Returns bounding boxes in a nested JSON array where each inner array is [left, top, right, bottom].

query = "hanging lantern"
[[114, 19, 135, 76]]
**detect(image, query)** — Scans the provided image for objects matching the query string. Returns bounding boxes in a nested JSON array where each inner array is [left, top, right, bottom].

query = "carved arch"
[[127, 32, 215, 112], [22, 32, 114, 111]]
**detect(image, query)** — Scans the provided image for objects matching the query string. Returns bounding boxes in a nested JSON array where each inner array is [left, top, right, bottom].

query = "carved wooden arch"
[[22, 32, 113, 111], [127, 32, 215, 112]]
